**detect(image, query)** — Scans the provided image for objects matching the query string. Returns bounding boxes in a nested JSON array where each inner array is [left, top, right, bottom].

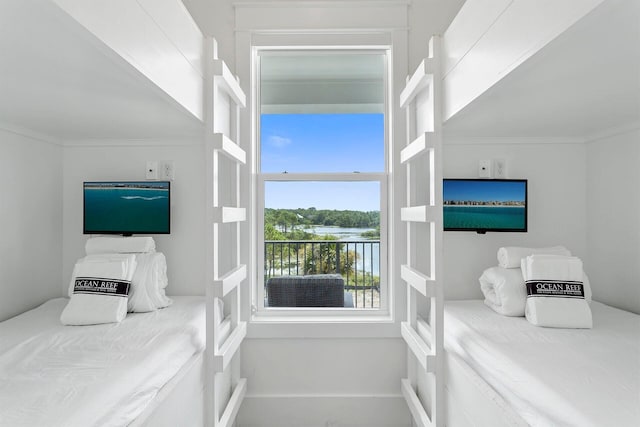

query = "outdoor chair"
[[266, 274, 352, 307]]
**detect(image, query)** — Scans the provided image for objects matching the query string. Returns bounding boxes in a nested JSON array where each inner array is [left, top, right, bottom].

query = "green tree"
[[303, 236, 358, 277]]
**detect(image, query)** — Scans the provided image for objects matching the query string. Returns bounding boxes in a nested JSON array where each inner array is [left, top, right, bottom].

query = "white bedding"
[[0, 296, 205, 427], [444, 300, 640, 427]]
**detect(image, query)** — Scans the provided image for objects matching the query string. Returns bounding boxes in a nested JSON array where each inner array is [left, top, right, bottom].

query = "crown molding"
[[62, 137, 203, 148], [585, 121, 640, 143], [443, 136, 586, 145], [0, 122, 63, 146], [234, 0, 411, 8]]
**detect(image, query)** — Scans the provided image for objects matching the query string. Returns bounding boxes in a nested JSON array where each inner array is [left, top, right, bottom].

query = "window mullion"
[[260, 172, 385, 182]]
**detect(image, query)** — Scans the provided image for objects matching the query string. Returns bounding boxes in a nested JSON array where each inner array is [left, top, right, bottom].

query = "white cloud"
[[268, 135, 292, 148]]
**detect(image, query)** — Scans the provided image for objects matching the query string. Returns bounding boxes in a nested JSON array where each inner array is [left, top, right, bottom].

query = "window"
[[255, 49, 389, 314]]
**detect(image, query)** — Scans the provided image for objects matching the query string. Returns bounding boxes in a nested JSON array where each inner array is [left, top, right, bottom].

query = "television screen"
[[83, 181, 170, 235], [443, 179, 527, 233]]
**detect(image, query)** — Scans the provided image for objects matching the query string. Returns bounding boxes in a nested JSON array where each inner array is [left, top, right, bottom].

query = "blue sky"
[[443, 180, 526, 202], [261, 113, 384, 173], [261, 113, 383, 211]]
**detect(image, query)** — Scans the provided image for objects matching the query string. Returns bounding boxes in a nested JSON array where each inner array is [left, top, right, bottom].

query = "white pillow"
[[69, 253, 171, 312], [67, 254, 137, 296], [521, 255, 592, 328], [61, 255, 137, 325], [480, 265, 592, 318], [497, 246, 571, 269]]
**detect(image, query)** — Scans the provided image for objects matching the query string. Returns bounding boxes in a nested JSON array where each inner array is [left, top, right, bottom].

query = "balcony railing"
[[264, 240, 380, 308]]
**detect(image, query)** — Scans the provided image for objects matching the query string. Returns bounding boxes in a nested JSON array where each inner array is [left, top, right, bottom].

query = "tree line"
[[265, 207, 379, 231]]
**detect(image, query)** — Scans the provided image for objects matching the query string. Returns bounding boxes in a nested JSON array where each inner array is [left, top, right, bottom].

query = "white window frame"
[[252, 46, 392, 322]]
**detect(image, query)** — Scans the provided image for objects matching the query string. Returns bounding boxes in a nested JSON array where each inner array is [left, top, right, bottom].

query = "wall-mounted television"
[[443, 179, 527, 234], [83, 181, 170, 236]]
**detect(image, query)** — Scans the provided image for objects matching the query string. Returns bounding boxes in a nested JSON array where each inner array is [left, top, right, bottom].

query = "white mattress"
[[0, 296, 205, 427], [444, 300, 640, 427]]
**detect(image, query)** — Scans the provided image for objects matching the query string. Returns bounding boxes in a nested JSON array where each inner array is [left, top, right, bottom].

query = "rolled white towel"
[[127, 252, 164, 313], [522, 255, 592, 328], [143, 252, 172, 310], [497, 245, 571, 269], [479, 266, 527, 316], [61, 254, 137, 325], [85, 236, 156, 255]]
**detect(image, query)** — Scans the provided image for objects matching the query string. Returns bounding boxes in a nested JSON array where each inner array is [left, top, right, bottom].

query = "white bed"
[[0, 296, 206, 427], [444, 300, 640, 427]]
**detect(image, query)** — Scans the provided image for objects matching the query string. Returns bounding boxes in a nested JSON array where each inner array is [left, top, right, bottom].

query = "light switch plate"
[[160, 161, 175, 181], [494, 159, 507, 178]]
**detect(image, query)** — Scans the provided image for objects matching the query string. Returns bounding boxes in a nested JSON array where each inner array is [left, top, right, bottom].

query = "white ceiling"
[[443, 0, 640, 140], [260, 52, 385, 114], [0, 0, 204, 142]]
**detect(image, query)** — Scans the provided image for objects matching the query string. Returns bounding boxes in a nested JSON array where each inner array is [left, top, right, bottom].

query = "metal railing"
[[264, 240, 380, 308]]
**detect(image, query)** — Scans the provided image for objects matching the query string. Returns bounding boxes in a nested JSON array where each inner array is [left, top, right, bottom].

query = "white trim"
[[237, 393, 410, 427], [213, 206, 247, 223], [401, 37, 444, 427], [205, 36, 247, 427], [236, 3, 409, 335], [401, 322, 435, 372], [240, 27, 411, 33], [214, 322, 247, 371], [253, 45, 391, 320], [213, 60, 247, 108], [400, 264, 435, 297], [235, 1, 408, 32], [62, 138, 203, 147], [400, 133, 433, 164], [234, 1, 411, 8], [399, 59, 433, 108], [213, 264, 247, 298], [443, 135, 586, 145], [400, 205, 438, 223], [210, 133, 247, 164], [0, 122, 63, 146], [401, 378, 432, 427], [217, 378, 247, 427], [247, 320, 399, 339], [260, 172, 385, 181], [585, 120, 640, 143], [262, 103, 384, 114], [250, 31, 394, 46], [243, 392, 404, 399]]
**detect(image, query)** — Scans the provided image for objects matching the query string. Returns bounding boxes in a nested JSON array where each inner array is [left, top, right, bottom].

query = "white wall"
[[442, 140, 588, 300], [586, 129, 640, 314], [61, 141, 206, 297], [0, 128, 63, 321], [239, 338, 409, 426]]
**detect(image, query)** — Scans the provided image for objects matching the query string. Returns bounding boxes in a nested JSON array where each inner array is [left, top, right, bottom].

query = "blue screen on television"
[[443, 179, 527, 232], [83, 181, 170, 235]]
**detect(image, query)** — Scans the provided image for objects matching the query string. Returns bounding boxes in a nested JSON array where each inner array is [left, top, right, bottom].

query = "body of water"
[[305, 226, 379, 276], [444, 206, 525, 230], [305, 226, 376, 241]]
